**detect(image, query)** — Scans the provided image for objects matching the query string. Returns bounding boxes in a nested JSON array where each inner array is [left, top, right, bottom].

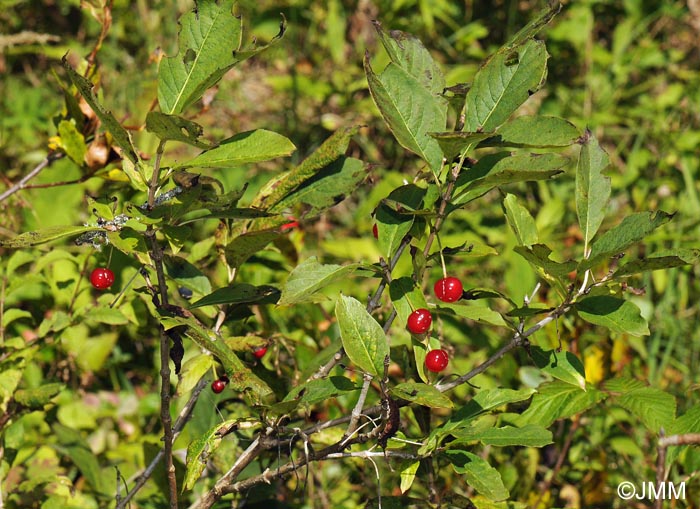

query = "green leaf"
[[57, 119, 87, 165], [429, 132, 493, 161], [6, 250, 36, 274], [576, 130, 611, 251], [335, 295, 389, 377], [82, 307, 130, 326], [515, 381, 604, 428], [164, 255, 212, 296], [463, 39, 548, 133], [145, 111, 211, 149], [283, 376, 359, 405], [180, 208, 271, 224], [575, 296, 649, 336], [483, 115, 580, 148], [400, 461, 420, 494], [614, 249, 700, 277], [580, 211, 675, 271], [391, 382, 454, 409], [184, 418, 245, 490], [62, 330, 118, 372], [614, 388, 676, 433], [61, 58, 139, 164], [0, 369, 24, 411], [438, 388, 536, 437], [121, 158, 150, 192], [531, 347, 586, 389], [452, 424, 553, 447], [602, 377, 647, 394], [0, 225, 103, 248], [452, 152, 567, 206], [176, 129, 295, 169], [365, 54, 447, 171], [279, 257, 364, 306], [53, 423, 108, 494], [190, 283, 279, 309], [13, 383, 63, 409], [388, 277, 431, 382], [667, 405, 700, 466], [502, 1, 562, 50], [445, 450, 509, 501], [513, 244, 577, 278], [503, 193, 538, 246], [107, 229, 149, 256], [376, 184, 426, 260], [224, 230, 280, 269], [273, 157, 368, 218], [373, 22, 445, 96], [437, 302, 507, 327], [158, 0, 285, 114], [254, 126, 360, 209], [168, 316, 273, 401], [2, 308, 34, 329], [177, 354, 215, 396]]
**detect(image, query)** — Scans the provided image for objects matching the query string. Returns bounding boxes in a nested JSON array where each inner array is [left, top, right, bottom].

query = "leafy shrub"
[[1, 1, 699, 508]]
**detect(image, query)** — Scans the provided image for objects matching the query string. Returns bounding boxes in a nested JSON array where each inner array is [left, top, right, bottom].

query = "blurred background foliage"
[[2, 0, 700, 507]]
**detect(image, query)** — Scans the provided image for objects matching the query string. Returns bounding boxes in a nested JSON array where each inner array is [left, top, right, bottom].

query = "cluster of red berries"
[[406, 276, 464, 373]]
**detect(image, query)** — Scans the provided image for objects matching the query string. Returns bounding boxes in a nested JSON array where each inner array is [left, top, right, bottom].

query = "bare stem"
[[142, 140, 179, 508], [436, 303, 571, 393], [0, 152, 63, 203], [341, 373, 374, 445], [116, 378, 208, 509]]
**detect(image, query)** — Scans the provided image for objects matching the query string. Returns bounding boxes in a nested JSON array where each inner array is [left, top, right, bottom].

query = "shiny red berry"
[[372, 223, 378, 239], [253, 347, 267, 359], [407, 308, 432, 334], [425, 349, 449, 372], [434, 277, 463, 303], [211, 379, 227, 393], [90, 267, 115, 290]]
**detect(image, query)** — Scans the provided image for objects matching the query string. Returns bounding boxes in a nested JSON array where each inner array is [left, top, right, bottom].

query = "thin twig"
[[534, 417, 580, 509], [435, 303, 571, 393], [116, 378, 208, 509], [0, 152, 63, 203], [341, 373, 374, 446], [142, 139, 179, 508]]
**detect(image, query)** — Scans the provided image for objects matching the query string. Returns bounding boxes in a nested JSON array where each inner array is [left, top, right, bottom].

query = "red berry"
[[434, 277, 463, 303], [211, 379, 227, 393], [281, 218, 299, 231], [425, 349, 449, 372], [253, 347, 267, 359], [407, 308, 432, 334], [372, 223, 378, 239], [90, 267, 115, 290]]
